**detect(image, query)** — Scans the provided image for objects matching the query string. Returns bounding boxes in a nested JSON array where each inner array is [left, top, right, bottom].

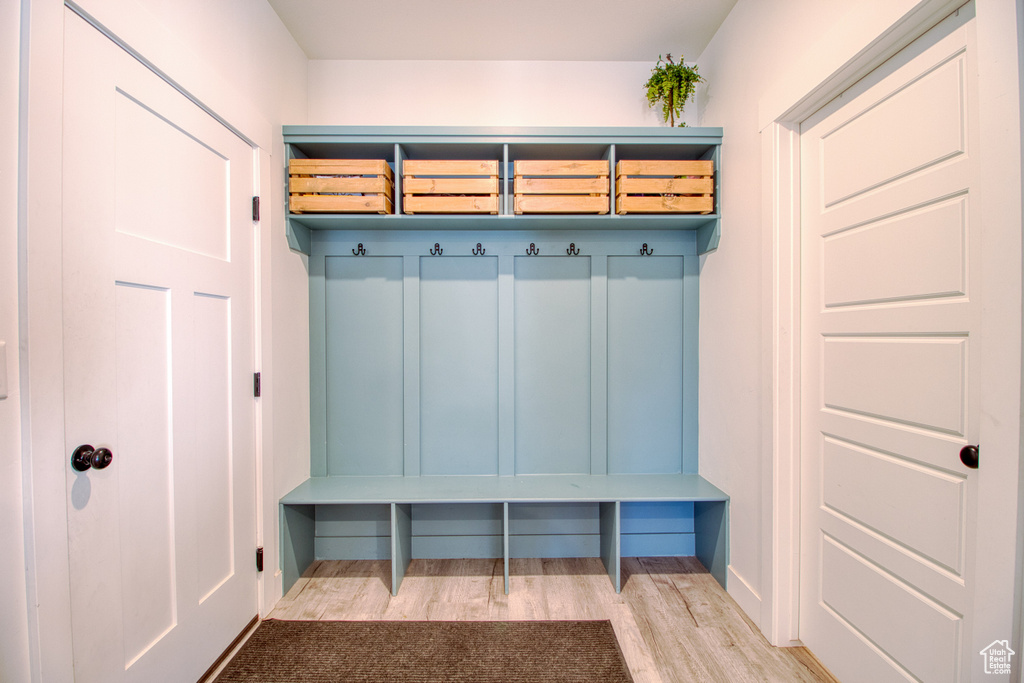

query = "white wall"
[[2, 0, 31, 681], [308, 60, 696, 126], [694, 0, 997, 640], [17, 0, 309, 678]]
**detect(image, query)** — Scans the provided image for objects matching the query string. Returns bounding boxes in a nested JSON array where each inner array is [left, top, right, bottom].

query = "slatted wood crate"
[[615, 160, 714, 214], [289, 159, 394, 214], [402, 160, 500, 214], [514, 160, 610, 214]]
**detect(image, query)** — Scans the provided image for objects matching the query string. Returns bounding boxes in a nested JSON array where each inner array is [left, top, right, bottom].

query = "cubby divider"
[[599, 501, 621, 593], [390, 504, 412, 596], [503, 502, 510, 594]]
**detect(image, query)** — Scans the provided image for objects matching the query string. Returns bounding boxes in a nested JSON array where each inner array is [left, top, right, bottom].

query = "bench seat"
[[280, 473, 728, 596]]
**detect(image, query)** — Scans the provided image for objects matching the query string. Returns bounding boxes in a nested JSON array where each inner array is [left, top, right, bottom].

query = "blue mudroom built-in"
[[278, 125, 730, 596]]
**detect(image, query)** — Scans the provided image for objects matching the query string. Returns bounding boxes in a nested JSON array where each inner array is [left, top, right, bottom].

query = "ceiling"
[[265, 0, 738, 62]]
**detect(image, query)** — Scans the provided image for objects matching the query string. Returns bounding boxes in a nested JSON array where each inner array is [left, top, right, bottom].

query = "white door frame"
[[18, 2, 275, 680], [761, 0, 1024, 654]]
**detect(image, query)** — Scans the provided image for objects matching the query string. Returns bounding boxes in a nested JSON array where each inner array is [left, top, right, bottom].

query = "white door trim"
[[760, 0, 976, 648], [20, 1, 75, 679], [19, 4, 271, 680]]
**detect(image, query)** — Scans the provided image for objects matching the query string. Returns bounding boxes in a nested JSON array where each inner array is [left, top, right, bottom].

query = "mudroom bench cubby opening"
[[280, 126, 728, 597]]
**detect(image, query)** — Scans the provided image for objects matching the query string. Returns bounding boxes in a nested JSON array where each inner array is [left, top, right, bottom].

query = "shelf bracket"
[[286, 218, 311, 255], [696, 221, 720, 255]]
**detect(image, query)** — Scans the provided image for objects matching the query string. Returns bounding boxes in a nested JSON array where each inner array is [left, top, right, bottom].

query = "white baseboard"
[[727, 565, 763, 630]]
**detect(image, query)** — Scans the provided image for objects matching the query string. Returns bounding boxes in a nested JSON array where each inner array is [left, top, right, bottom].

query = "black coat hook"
[[640, 243, 654, 256], [526, 243, 540, 256], [472, 243, 486, 255], [566, 243, 580, 256], [430, 243, 443, 255], [352, 243, 366, 256]]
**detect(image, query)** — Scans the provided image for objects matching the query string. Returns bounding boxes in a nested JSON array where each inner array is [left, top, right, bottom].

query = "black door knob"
[[71, 444, 114, 472], [960, 444, 979, 469], [91, 447, 113, 469]]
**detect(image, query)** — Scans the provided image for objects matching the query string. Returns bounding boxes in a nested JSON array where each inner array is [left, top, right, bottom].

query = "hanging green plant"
[[644, 54, 703, 127]]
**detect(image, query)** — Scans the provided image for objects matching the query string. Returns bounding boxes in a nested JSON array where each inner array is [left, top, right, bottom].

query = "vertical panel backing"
[[325, 256, 405, 475], [419, 256, 499, 474], [607, 256, 685, 473], [514, 256, 592, 474]]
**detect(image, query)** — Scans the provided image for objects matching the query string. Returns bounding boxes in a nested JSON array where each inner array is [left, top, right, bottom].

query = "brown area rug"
[[214, 619, 634, 683]]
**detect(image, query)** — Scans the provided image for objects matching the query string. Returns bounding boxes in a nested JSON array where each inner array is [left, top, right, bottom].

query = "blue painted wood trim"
[[287, 213, 718, 233], [280, 503, 315, 595], [309, 252, 328, 477], [696, 222, 719, 256], [283, 125, 723, 147], [497, 256, 515, 476], [591, 256, 608, 474], [710, 143, 721, 218], [285, 144, 311, 252], [411, 536, 502, 558], [502, 143, 510, 216], [696, 144, 722, 255], [282, 473, 728, 505], [503, 502, 510, 595], [394, 144, 404, 215], [682, 247, 700, 474], [403, 256, 420, 476], [599, 501, 621, 593], [286, 219, 311, 254], [607, 145, 617, 214], [391, 503, 413, 596], [694, 500, 729, 590]]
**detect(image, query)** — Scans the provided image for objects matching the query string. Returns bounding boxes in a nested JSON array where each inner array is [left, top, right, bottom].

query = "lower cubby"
[[508, 502, 602, 559], [314, 503, 506, 561], [620, 501, 695, 557], [314, 503, 391, 559], [280, 474, 729, 597]]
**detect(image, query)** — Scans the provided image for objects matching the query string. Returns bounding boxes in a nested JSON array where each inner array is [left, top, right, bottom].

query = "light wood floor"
[[272, 556, 838, 683]]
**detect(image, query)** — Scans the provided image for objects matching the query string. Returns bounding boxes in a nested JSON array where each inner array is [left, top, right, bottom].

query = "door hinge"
[[253, 371, 261, 397], [252, 196, 260, 222], [256, 547, 264, 572]]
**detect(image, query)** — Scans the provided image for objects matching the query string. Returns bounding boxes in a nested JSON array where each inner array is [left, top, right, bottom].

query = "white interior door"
[[799, 6, 1002, 681], [62, 10, 257, 682]]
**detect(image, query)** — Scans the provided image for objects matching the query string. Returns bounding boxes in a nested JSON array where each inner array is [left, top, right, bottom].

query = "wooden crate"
[[514, 160, 610, 214], [402, 160, 499, 214], [616, 160, 714, 214], [289, 159, 394, 214]]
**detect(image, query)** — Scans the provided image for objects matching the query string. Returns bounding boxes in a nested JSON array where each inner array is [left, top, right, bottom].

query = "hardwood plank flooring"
[[271, 556, 839, 683]]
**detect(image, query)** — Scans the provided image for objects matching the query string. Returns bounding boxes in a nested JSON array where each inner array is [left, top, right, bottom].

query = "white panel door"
[[62, 10, 257, 683], [799, 7, 1000, 682]]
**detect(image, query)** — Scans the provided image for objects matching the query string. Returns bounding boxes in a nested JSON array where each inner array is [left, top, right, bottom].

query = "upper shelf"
[[282, 125, 723, 255]]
